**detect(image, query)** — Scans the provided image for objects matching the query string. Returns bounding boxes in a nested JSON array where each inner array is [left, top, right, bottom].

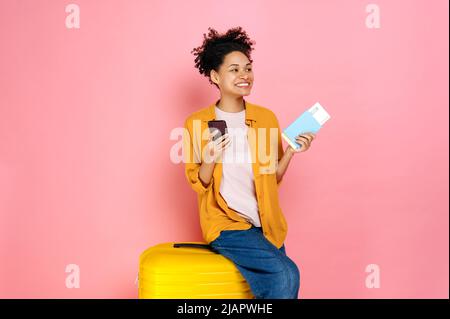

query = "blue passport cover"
[[281, 102, 330, 150]]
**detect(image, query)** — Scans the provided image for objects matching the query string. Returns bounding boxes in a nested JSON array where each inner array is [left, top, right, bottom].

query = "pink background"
[[0, 0, 448, 298]]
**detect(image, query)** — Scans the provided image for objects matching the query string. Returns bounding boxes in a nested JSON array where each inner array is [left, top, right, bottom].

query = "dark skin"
[[199, 51, 316, 186]]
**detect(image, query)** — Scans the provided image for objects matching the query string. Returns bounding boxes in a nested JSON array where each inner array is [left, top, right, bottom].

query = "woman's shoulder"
[[248, 102, 279, 125], [184, 104, 214, 125]]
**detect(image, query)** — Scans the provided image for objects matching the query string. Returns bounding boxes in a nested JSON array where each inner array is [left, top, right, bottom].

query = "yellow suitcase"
[[138, 242, 254, 299]]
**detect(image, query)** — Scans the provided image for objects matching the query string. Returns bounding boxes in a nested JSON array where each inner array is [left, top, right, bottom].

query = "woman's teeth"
[[236, 83, 249, 87]]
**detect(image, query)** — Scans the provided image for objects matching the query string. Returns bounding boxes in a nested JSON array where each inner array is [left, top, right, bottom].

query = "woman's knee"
[[284, 258, 300, 298], [262, 258, 300, 299]]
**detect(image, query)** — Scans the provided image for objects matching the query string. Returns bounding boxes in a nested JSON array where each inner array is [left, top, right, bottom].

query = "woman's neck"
[[216, 96, 245, 113]]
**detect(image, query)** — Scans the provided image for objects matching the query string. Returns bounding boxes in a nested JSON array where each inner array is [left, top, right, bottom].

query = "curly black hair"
[[191, 27, 256, 87]]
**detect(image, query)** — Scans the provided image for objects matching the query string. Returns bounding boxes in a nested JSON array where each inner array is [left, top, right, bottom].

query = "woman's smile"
[[236, 82, 251, 89]]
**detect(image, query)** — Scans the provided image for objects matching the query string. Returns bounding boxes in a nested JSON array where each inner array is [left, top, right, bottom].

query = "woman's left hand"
[[287, 132, 316, 154]]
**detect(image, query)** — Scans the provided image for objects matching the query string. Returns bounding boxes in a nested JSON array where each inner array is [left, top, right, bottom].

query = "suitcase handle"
[[173, 243, 213, 249]]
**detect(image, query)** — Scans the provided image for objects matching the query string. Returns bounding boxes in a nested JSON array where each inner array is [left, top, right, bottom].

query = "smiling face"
[[210, 51, 254, 97]]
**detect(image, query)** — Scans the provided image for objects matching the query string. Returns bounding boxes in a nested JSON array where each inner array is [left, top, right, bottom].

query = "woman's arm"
[[276, 147, 295, 183], [199, 161, 215, 187], [198, 132, 231, 187], [276, 133, 316, 183]]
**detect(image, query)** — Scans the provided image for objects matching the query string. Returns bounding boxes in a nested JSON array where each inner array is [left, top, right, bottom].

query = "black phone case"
[[208, 120, 228, 140]]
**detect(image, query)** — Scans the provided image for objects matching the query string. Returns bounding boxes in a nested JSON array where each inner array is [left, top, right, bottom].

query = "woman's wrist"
[[285, 146, 296, 157]]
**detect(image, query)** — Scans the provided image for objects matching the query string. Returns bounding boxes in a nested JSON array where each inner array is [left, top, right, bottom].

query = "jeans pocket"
[[219, 229, 242, 238], [210, 231, 228, 247], [212, 229, 241, 247]]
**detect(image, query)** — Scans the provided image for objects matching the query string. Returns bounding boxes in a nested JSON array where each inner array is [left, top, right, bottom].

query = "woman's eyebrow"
[[228, 63, 252, 67]]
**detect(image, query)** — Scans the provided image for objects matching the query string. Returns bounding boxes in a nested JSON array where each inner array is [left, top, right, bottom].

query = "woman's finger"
[[210, 129, 220, 139], [295, 138, 311, 150], [218, 134, 230, 145], [297, 133, 315, 142], [298, 142, 309, 151], [222, 138, 232, 150], [295, 141, 306, 149], [296, 135, 310, 143], [213, 133, 228, 145], [216, 135, 231, 149]]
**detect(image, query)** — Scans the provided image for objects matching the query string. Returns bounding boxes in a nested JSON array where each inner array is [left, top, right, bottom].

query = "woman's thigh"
[[210, 227, 285, 260]]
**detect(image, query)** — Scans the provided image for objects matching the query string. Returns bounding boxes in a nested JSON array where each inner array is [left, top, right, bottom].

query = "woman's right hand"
[[202, 131, 231, 163]]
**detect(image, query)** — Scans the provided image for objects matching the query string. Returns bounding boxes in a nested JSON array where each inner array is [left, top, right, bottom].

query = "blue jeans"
[[209, 225, 300, 299]]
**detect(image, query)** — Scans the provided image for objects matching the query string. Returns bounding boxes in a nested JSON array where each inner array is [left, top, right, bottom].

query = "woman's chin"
[[235, 90, 252, 97]]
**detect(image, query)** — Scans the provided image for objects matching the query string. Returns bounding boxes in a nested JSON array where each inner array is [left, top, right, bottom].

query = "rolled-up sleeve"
[[183, 119, 214, 195]]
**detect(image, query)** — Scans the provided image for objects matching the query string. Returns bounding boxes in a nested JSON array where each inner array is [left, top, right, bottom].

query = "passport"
[[281, 102, 331, 150]]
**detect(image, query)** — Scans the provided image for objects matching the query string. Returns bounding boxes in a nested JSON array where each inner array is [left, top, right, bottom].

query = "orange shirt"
[[183, 99, 288, 249]]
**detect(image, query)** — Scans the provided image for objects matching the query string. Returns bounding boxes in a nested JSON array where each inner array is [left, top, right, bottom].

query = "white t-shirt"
[[215, 106, 261, 227]]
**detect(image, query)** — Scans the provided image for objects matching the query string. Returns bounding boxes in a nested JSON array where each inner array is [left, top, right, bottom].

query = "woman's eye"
[[231, 68, 252, 72]]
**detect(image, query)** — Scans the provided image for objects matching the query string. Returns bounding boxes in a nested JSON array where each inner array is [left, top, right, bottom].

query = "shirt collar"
[[201, 99, 257, 123]]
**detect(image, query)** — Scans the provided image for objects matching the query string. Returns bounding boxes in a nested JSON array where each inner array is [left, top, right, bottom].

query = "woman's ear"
[[210, 69, 219, 85]]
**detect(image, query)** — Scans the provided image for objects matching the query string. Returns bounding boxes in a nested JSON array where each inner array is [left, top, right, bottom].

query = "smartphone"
[[207, 120, 228, 141]]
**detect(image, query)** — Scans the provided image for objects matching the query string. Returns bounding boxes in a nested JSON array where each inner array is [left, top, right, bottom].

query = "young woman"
[[183, 27, 316, 299]]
